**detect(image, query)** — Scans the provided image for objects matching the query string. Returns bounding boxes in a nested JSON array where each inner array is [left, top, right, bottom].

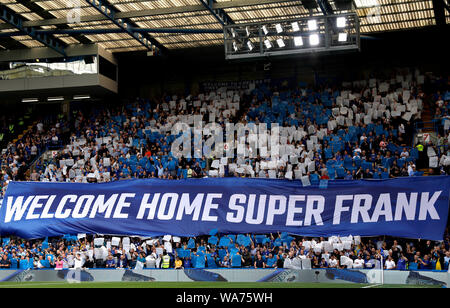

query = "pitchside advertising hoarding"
[[0, 176, 449, 240]]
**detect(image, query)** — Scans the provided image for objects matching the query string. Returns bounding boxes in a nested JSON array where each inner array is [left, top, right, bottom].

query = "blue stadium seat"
[[362, 161, 373, 171]]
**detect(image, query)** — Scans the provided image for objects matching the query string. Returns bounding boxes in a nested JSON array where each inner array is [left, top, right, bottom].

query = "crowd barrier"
[[0, 268, 448, 287]]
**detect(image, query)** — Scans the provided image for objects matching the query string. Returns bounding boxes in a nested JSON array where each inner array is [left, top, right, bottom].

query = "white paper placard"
[[301, 175, 311, 187], [94, 238, 104, 247], [211, 160, 220, 169], [111, 237, 120, 246]]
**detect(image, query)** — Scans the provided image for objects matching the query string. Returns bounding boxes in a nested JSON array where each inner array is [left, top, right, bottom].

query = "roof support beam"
[[84, 0, 164, 54], [15, 0, 91, 45], [432, 0, 446, 27], [316, 0, 334, 15], [0, 3, 66, 56], [0, 28, 224, 38], [0, 0, 294, 30], [199, 0, 234, 26]]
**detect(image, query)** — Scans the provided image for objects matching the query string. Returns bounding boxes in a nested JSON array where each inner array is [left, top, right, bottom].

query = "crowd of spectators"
[[0, 70, 449, 273], [0, 70, 447, 190], [0, 231, 449, 271], [0, 116, 67, 196]]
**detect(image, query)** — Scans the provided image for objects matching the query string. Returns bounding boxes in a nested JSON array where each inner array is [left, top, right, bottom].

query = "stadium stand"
[[0, 1, 448, 286], [0, 69, 449, 271]]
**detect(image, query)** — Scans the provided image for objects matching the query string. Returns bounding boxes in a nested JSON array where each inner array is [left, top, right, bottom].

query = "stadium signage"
[[0, 177, 449, 240]]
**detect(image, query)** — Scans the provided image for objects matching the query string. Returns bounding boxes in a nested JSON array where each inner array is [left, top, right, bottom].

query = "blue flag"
[[0, 177, 449, 240]]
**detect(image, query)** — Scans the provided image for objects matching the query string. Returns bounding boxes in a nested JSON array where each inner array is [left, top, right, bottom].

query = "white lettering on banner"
[[26, 195, 49, 220], [202, 193, 221, 222], [55, 195, 76, 219], [226, 194, 246, 223], [72, 195, 95, 219], [89, 194, 119, 218], [245, 194, 266, 224], [1, 191, 443, 226], [333, 195, 353, 224], [394, 193, 418, 221], [286, 195, 305, 226], [41, 195, 56, 219], [176, 193, 205, 221], [418, 191, 442, 220], [136, 193, 160, 219], [157, 193, 178, 220], [5, 196, 34, 223], [305, 195, 325, 226], [113, 193, 135, 219], [351, 194, 373, 223], [371, 193, 393, 222], [266, 195, 287, 225]]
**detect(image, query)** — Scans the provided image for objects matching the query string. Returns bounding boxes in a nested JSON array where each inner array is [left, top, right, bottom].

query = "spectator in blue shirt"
[[105, 254, 116, 268], [419, 255, 432, 269], [396, 253, 408, 270]]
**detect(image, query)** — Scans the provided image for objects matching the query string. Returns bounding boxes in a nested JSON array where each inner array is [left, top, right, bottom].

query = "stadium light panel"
[[47, 97, 64, 101], [22, 98, 38, 103], [294, 36, 303, 46], [276, 39, 285, 48], [247, 41, 254, 50], [309, 34, 319, 46], [308, 20, 318, 31], [262, 25, 269, 35], [233, 41, 238, 51], [338, 33, 348, 42], [275, 24, 283, 33], [337, 17, 346, 28], [264, 39, 272, 49], [291, 22, 300, 32], [246, 26, 250, 37], [74, 95, 90, 100]]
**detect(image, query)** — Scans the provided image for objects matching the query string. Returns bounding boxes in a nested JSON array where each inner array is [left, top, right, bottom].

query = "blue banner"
[[0, 177, 449, 240]]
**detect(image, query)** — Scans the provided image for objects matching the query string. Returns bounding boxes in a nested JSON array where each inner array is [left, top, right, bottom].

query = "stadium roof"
[[0, 0, 448, 54]]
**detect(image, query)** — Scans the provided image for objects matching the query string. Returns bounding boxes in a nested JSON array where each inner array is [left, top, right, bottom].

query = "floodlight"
[[246, 26, 250, 37], [309, 34, 319, 45], [291, 22, 300, 32], [276, 38, 285, 48], [308, 19, 318, 31], [233, 41, 238, 51], [247, 41, 254, 50], [264, 39, 272, 49], [337, 17, 346, 28], [294, 36, 303, 46], [275, 23, 283, 33], [338, 33, 348, 42], [262, 25, 269, 35]]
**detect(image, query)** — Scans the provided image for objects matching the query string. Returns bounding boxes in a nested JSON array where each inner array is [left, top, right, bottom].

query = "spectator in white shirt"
[[353, 255, 365, 269], [73, 253, 84, 269], [328, 255, 338, 268], [385, 256, 396, 270]]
